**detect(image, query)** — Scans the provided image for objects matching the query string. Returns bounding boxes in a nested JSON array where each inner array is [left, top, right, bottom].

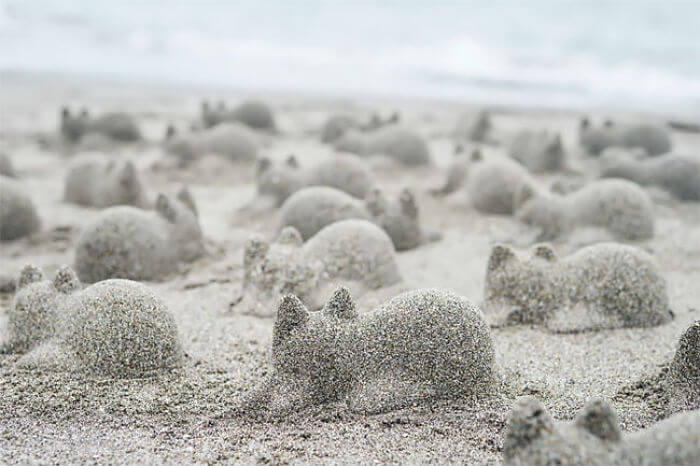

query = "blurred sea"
[[2, 0, 700, 114]]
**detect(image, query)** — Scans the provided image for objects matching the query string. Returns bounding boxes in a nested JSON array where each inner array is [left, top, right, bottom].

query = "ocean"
[[2, 0, 700, 115]]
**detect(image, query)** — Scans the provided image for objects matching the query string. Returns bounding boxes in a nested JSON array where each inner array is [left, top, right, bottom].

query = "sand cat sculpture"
[[2, 265, 183, 377], [241, 287, 497, 414], [164, 122, 258, 165], [253, 153, 376, 208], [278, 186, 439, 250], [238, 220, 402, 316], [0, 176, 41, 241], [74, 189, 203, 282], [579, 118, 672, 156], [482, 243, 672, 332], [503, 397, 700, 466], [60, 107, 141, 142], [509, 130, 565, 173], [600, 149, 700, 201], [320, 112, 400, 144], [453, 109, 492, 143], [334, 125, 431, 165], [64, 154, 145, 208], [201, 99, 276, 131], [514, 178, 655, 241], [0, 265, 80, 354]]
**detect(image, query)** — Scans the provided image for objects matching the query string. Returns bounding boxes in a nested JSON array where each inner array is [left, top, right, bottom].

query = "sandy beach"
[[1, 72, 699, 464]]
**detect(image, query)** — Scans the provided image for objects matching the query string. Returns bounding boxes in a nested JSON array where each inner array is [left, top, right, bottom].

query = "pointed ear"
[[488, 244, 516, 271], [243, 236, 269, 269], [503, 397, 554, 460], [53, 266, 81, 294], [533, 244, 557, 262], [399, 188, 418, 219], [580, 117, 590, 129], [453, 143, 464, 155], [177, 186, 198, 217], [673, 321, 699, 377], [277, 227, 303, 246], [61, 107, 70, 120], [273, 295, 310, 347], [119, 161, 137, 187], [323, 286, 358, 320], [256, 157, 271, 175], [155, 194, 177, 223], [575, 399, 621, 442], [285, 154, 299, 168], [471, 149, 483, 162], [17, 265, 43, 289], [365, 188, 387, 216], [513, 183, 536, 211]]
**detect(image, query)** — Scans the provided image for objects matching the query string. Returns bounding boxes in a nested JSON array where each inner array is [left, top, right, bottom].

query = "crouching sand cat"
[[60, 107, 141, 143], [237, 220, 403, 316], [240, 287, 498, 414], [0, 176, 41, 241], [74, 188, 203, 282], [64, 154, 145, 208], [334, 125, 431, 166], [482, 243, 672, 332], [514, 178, 655, 241], [503, 397, 700, 466]]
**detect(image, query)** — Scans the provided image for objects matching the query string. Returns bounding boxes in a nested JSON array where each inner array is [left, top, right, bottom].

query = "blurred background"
[[2, 0, 699, 115]]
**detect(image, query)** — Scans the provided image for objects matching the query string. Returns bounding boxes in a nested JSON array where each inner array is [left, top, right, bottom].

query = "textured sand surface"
[[1, 74, 699, 464]]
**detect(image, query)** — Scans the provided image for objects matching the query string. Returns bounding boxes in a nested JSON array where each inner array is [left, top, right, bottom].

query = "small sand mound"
[[62, 279, 183, 378], [667, 320, 700, 412], [0, 152, 15, 177], [0, 175, 41, 240]]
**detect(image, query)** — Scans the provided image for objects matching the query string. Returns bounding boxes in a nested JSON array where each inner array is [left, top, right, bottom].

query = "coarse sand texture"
[[241, 287, 498, 414], [483, 243, 672, 332], [0, 175, 41, 240]]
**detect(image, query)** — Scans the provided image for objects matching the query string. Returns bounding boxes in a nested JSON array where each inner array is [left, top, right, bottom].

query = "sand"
[[1, 72, 699, 464]]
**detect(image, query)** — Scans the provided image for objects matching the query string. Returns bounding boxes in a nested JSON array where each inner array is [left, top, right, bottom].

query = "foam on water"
[[2, 0, 699, 114]]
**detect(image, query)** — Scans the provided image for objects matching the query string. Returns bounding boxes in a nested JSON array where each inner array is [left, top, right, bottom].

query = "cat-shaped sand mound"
[[201, 99, 276, 131], [509, 130, 565, 173], [1, 265, 80, 354], [579, 118, 672, 156], [600, 149, 700, 201], [453, 110, 492, 143], [253, 153, 376, 207], [164, 122, 259, 165], [240, 287, 497, 414], [238, 220, 402, 316], [74, 189, 203, 282], [514, 178, 655, 241], [60, 107, 141, 142], [503, 397, 700, 466], [667, 320, 700, 413], [0, 175, 41, 241], [278, 186, 439, 251], [334, 125, 431, 166], [64, 154, 145, 208], [483, 243, 672, 332]]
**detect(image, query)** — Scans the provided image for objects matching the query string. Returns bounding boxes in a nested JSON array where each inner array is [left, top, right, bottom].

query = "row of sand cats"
[[1, 98, 699, 464]]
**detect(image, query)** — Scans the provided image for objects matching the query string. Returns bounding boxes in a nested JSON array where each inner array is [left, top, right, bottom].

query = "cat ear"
[[575, 399, 621, 442], [399, 188, 418, 219], [17, 265, 43, 289], [273, 295, 310, 347], [53, 266, 80, 294], [488, 244, 516, 271], [453, 143, 465, 155], [323, 286, 357, 320], [165, 124, 176, 140], [119, 161, 137, 187], [503, 397, 554, 460], [256, 157, 271, 174], [243, 236, 269, 269], [277, 227, 303, 246], [177, 186, 198, 217], [533, 244, 557, 262], [471, 149, 483, 162], [673, 321, 700, 378], [61, 107, 71, 120], [580, 117, 590, 130], [285, 154, 299, 168], [155, 194, 177, 223], [365, 188, 388, 216], [513, 183, 536, 211]]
